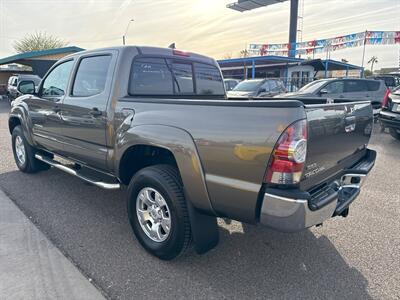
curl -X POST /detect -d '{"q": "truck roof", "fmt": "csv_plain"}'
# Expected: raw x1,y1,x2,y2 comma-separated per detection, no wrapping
63,45,217,66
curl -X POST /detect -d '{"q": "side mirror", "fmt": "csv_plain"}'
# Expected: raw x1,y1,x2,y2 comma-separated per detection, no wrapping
258,88,267,95
17,80,35,95
319,88,328,95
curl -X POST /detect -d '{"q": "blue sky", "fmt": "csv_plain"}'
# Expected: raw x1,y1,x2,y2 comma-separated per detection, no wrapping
0,0,399,69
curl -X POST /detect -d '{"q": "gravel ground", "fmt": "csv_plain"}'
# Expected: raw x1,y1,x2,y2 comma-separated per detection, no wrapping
0,99,399,299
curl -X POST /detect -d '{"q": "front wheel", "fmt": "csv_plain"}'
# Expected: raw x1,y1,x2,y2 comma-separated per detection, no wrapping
12,125,49,173
389,128,400,140
127,165,192,260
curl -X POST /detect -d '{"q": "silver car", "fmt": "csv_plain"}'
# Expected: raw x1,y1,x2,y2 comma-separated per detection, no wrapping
277,78,388,116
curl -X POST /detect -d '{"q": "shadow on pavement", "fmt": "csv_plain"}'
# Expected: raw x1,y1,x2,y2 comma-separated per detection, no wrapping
0,167,372,299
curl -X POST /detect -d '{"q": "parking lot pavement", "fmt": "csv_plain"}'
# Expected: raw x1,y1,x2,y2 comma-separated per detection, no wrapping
0,99,399,299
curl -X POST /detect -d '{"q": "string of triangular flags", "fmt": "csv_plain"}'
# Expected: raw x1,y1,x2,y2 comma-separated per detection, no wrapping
248,31,400,56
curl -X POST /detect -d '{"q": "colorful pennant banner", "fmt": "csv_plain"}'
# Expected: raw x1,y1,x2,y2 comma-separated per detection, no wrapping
248,31,400,57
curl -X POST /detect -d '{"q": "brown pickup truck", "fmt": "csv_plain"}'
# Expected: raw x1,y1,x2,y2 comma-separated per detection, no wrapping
9,46,376,260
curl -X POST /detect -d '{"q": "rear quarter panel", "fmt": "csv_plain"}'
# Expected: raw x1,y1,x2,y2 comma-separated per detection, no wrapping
114,99,305,222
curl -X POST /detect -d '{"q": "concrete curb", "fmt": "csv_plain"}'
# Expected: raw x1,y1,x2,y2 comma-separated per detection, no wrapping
0,189,105,300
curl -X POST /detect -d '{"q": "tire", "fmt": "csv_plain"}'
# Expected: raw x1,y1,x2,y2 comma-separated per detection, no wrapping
127,165,192,260
12,125,50,173
389,128,400,140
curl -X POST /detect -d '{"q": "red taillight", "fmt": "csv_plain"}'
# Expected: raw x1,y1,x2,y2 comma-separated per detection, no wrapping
173,49,190,57
382,88,390,108
264,119,307,185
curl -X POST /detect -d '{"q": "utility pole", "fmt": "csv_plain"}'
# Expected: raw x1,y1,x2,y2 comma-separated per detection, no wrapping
360,30,368,77
288,0,299,57
123,19,134,45
296,0,304,58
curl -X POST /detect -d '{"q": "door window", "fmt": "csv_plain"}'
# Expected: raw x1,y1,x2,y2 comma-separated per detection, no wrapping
42,60,74,97
72,55,111,97
325,81,344,94
268,80,280,92
366,80,380,91
344,80,368,92
260,81,270,91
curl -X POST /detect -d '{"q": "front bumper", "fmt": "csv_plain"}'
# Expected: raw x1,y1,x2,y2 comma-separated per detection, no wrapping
260,149,376,232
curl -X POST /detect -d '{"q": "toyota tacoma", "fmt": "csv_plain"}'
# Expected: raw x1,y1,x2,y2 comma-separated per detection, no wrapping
9,46,376,260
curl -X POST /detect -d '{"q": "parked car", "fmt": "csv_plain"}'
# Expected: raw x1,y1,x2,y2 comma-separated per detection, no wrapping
379,86,400,140
10,46,376,260
369,75,399,90
224,78,240,91
277,78,388,117
227,78,286,99
7,74,41,101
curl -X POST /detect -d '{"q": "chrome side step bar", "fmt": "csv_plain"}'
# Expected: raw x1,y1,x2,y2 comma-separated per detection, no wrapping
35,154,121,190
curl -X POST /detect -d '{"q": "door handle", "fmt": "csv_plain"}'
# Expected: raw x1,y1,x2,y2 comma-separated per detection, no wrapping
89,107,102,117
345,116,356,126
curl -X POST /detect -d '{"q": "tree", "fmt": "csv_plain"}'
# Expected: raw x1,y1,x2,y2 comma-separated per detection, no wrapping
367,56,378,74
239,49,249,58
364,69,372,77
13,32,67,53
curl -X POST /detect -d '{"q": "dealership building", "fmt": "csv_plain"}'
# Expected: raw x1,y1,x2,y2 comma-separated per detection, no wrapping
217,56,363,91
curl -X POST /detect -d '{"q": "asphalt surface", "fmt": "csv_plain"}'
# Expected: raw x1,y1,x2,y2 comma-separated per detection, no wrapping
0,99,399,299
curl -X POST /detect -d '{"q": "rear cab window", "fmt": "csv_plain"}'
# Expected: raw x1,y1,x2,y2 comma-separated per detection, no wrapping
193,63,224,96
129,57,224,97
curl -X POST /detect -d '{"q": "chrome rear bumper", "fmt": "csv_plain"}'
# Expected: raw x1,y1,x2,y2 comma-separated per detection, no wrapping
260,192,337,232
260,160,374,232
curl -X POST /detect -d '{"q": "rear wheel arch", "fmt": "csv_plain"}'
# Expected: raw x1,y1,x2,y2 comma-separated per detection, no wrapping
118,144,180,185
115,125,215,214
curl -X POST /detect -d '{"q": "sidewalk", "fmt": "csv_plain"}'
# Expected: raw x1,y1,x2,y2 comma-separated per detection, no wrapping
0,189,105,300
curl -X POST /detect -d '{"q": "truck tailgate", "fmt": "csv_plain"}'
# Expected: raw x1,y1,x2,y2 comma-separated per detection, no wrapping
300,101,373,190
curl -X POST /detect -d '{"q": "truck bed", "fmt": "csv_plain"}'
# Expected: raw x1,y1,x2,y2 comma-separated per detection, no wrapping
118,96,373,222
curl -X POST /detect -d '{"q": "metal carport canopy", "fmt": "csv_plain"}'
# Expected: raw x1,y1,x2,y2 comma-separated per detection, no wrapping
217,55,303,69
0,46,84,77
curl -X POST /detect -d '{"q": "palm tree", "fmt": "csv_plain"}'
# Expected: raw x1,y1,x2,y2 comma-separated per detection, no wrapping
368,56,378,73
239,49,249,58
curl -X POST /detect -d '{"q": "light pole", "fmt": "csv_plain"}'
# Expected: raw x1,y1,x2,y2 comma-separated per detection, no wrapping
122,19,134,45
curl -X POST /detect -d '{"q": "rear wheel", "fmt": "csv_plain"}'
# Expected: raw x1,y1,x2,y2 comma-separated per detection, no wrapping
12,126,50,173
389,128,400,140
127,165,191,260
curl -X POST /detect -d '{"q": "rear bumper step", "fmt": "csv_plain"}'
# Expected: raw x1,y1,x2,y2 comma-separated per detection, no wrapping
35,154,121,190
259,149,376,232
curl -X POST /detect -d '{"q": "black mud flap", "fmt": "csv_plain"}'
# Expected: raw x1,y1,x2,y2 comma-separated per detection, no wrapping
186,201,219,254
